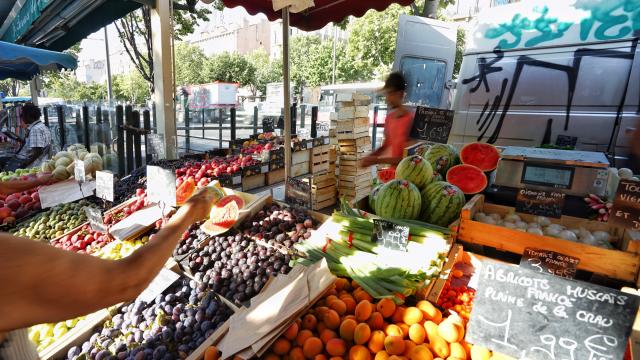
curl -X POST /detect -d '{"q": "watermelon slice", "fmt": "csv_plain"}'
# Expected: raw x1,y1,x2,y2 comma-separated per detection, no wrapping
446,164,488,194
200,195,243,235
459,142,500,172
176,178,196,205
377,168,396,183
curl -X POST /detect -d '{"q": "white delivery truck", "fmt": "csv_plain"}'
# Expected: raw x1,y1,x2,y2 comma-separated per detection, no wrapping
393,0,640,167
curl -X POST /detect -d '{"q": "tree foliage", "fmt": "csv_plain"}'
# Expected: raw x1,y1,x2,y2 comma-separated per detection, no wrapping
175,42,209,86
246,49,281,96
113,71,151,104
44,71,107,102
205,52,256,87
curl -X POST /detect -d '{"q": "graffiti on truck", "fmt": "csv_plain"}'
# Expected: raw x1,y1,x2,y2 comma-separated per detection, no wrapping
463,39,638,144
484,1,640,50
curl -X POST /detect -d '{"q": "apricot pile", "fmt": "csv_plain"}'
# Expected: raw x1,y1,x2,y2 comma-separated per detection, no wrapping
262,278,498,360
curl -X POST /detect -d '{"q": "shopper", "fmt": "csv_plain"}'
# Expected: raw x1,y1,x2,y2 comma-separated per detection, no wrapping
10,103,52,170
361,72,413,168
0,187,219,358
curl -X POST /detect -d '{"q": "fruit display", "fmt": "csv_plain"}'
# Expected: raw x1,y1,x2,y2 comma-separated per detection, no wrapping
42,144,104,180
0,187,42,225
473,212,614,248
425,143,459,176
93,233,155,260
395,155,434,190
446,164,488,195
173,222,209,259
374,179,422,220
420,181,466,227
239,140,274,155
584,193,612,222
29,316,87,353
12,200,95,241
0,167,39,181
186,203,317,305
175,155,258,187
294,201,451,300
459,142,500,172
264,277,476,360
65,277,232,360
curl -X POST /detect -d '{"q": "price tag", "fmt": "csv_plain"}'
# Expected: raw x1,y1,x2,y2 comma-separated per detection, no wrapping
466,260,640,360
38,180,84,209
609,179,640,230
262,116,276,133
147,133,166,159
232,174,241,185
136,268,180,303
323,136,330,145
95,171,114,202
515,188,565,218
372,219,409,252
410,106,454,143
261,164,269,174
74,160,85,183
84,206,106,233
285,176,311,209
146,165,176,206
519,247,579,279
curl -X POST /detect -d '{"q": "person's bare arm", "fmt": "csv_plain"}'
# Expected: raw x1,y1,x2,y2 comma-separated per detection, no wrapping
0,174,52,195
0,188,216,331
18,147,44,169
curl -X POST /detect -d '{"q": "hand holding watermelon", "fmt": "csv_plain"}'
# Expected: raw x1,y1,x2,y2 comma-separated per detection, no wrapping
180,186,225,222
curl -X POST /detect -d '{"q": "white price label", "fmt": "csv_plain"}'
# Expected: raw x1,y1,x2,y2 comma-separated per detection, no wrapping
261,164,269,174
95,171,114,202
84,207,106,233
232,175,241,185
74,160,85,183
147,165,176,206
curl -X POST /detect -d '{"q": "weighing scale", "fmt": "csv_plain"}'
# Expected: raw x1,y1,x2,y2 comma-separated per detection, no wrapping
487,147,611,218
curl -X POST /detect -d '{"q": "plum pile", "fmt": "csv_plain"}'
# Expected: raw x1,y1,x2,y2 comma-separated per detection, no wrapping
186,204,317,305
65,277,231,360
173,222,208,259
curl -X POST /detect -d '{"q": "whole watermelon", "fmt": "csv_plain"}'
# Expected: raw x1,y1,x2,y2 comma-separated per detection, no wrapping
369,183,383,213
375,179,421,220
420,181,465,227
396,155,434,190
425,144,458,175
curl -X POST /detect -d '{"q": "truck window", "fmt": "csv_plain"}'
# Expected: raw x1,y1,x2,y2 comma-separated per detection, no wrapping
400,56,447,107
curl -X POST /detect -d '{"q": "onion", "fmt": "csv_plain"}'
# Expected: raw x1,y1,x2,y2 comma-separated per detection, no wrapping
528,222,541,229
535,216,552,227
546,223,564,232
544,227,561,237
480,217,497,225
474,212,487,221
489,213,502,222
527,227,544,236
592,231,610,243
515,221,528,230
559,230,578,241
504,213,521,222
568,229,580,237
618,168,634,179
503,222,517,229
580,232,597,246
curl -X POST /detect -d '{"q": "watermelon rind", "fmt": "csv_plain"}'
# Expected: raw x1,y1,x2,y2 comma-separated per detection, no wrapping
395,155,434,190
446,164,488,194
374,179,422,220
425,144,458,175
420,181,465,227
369,183,383,212
459,142,499,172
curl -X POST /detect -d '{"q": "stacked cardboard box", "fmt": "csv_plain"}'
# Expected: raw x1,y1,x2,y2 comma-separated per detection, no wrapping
334,93,373,203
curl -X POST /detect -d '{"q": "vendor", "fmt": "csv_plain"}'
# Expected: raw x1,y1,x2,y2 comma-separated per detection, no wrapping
13,103,52,170
361,72,413,168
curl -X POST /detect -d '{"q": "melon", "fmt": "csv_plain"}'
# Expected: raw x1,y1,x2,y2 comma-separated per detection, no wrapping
395,155,434,190
446,164,488,194
83,153,103,175
425,144,458,176
369,183,383,212
176,178,197,205
41,160,55,173
374,179,422,220
201,196,241,235
53,151,72,161
420,181,465,227
55,157,73,168
52,166,69,181
459,142,500,172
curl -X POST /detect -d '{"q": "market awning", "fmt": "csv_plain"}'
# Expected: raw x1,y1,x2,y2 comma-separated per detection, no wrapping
0,40,77,80
222,0,414,31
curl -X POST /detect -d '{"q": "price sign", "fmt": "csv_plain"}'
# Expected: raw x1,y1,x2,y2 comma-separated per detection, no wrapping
74,160,85,183
515,188,565,218
372,219,409,252
316,119,330,137
232,174,241,185
520,247,580,279
136,268,180,303
95,171,114,202
285,176,311,209
84,206,106,233
466,260,639,360
261,163,269,174
410,106,454,144
262,116,277,133
146,165,176,207
556,135,578,148
39,180,85,208
147,133,166,159
609,179,640,230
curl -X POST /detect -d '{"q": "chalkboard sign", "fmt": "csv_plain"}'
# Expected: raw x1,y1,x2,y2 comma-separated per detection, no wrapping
74,160,85,183
372,219,409,252
147,134,166,160
515,188,565,218
285,176,312,209
95,171,114,202
609,179,640,230
520,247,579,279
262,116,277,133
84,206,106,233
147,165,177,207
316,119,330,137
466,260,639,360
556,135,578,148
410,106,454,144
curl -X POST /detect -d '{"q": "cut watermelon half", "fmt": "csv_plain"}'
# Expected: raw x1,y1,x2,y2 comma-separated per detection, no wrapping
460,142,500,172
377,168,396,183
446,164,488,194
201,195,243,235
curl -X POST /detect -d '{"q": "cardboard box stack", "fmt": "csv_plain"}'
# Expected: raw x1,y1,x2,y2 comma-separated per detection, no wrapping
333,93,372,203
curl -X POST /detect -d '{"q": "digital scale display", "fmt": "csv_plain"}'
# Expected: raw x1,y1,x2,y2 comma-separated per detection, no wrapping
521,164,574,189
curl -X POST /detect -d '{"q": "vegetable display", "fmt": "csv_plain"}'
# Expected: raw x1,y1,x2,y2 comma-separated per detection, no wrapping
420,181,466,227
29,316,87,353
13,200,94,241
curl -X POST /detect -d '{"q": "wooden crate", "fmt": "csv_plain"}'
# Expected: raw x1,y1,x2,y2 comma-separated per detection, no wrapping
311,145,330,173
459,194,640,284
291,161,310,177
307,172,336,190
338,137,372,155
242,173,266,191
266,168,285,185
336,117,368,132
339,164,371,176
329,147,337,162
339,185,371,203
337,129,369,140
292,149,310,165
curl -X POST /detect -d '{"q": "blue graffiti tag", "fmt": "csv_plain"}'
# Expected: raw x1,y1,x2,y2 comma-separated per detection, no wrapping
578,0,640,40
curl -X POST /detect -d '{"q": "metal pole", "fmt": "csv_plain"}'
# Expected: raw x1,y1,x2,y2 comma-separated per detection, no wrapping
230,107,236,141
143,109,152,163
311,106,318,138
253,106,258,135
125,105,134,174
218,109,223,149
291,103,297,136
43,107,49,127
104,27,113,105
184,106,190,152
283,7,292,180
56,105,66,148
115,105,125,176
82,105,90,150
331,24,337,84
372,105,379,149
133,110,142,168
300,104,306,129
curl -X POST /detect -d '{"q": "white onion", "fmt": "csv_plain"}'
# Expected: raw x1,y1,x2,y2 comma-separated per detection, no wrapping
546,223,564,232
528,222,541,228
559,230,578,242
503,222,517,229
569,229,580,237
474,212,487,221
544,227,561,237
527,227,544,236
504,213,521,222
535,216,552,227
592,231,611,243
480,217,497,225
580,232,597,246
515,221,528,229
618,168,634,179
489,213,502,222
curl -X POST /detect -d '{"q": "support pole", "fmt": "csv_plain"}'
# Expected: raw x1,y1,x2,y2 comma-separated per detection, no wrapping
143,109,152,163
29,78,38,106
82,105,90,150
282,7,292,180
104,27,113,106
115,105,125,176
133,110,142,168
151,0,177,159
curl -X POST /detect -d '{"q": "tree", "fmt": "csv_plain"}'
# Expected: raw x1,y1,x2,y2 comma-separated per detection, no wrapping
453,27,466,79
114,2,214,93
113,71,151,104
0,79,26,97
43,71,107,102
246,49,282,96
174,42,208,86
205,52,256,87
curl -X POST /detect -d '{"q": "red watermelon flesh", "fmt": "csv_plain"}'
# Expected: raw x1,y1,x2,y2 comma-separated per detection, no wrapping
460,142,500,171
446,164,488,194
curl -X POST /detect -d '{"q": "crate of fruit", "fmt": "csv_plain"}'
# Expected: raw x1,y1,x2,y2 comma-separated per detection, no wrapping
458,194,640,284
